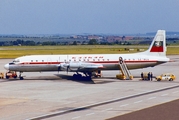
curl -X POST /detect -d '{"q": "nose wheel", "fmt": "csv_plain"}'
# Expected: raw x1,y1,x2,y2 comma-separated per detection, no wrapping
19,72,24,80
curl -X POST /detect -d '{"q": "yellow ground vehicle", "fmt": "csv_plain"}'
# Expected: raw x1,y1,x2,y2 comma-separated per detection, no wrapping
155,73,176,81
0,72,4,79
116,74,133,80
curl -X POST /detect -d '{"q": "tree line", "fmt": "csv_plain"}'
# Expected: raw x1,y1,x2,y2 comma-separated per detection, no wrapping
0,39,133,46
0,38,178,46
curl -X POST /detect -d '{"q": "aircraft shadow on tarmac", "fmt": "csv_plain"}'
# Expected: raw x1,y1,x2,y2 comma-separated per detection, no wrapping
1,75,115,84
54,74,96,84
54,74,117,84
4,74,95,84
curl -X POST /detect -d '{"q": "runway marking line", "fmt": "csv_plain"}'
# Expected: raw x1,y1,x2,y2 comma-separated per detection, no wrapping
147,97,156,100
86,113,95,116
72,116,81,119
172,91,179,94
134,100,143,104
120,104,129,107
101,108,113,112
161,94,168,96
105,108,113,111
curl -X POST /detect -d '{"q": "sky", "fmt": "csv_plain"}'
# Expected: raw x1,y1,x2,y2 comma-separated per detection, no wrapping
0,0,179,34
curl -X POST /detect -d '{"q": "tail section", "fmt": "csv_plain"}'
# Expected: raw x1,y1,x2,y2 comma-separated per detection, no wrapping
143,30,166,56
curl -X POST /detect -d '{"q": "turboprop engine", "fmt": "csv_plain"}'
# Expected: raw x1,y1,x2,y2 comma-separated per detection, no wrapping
59,62,96,72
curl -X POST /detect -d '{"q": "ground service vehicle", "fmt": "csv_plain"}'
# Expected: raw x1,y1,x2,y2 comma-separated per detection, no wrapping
155,73,176,81
0,72,4,79
6,71,18,79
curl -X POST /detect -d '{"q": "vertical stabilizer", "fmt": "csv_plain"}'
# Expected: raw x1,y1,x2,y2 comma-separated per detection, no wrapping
144,30,166,56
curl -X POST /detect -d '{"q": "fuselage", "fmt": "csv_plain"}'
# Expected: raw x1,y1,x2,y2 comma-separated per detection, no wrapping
4,53,169,72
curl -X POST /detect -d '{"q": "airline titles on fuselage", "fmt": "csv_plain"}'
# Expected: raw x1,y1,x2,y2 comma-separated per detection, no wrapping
65,56,150,62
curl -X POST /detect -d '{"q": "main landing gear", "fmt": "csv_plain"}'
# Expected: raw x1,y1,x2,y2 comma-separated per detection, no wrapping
72,70,102,80
72,72,92,80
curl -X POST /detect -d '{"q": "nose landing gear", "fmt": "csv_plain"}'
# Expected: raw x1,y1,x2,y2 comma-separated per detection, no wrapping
19,72,24,80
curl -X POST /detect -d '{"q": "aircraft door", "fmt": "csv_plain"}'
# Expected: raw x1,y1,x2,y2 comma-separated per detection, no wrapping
66,55,69,63
47,57,52,64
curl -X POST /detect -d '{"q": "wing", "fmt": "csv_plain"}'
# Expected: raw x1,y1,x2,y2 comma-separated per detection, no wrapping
60,62,104,72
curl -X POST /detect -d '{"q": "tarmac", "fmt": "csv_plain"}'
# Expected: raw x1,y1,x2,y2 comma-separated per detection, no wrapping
0,55,179,120
109,98,179,120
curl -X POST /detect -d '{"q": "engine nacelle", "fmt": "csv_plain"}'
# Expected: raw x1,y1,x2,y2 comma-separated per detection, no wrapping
59,62,83,72
59,62,102,72
59,62,100,72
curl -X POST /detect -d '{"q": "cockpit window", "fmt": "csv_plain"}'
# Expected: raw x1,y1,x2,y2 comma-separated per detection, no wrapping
13,59,20,63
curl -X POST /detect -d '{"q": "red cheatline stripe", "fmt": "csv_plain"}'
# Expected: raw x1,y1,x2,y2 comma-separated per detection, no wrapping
19,60,157,65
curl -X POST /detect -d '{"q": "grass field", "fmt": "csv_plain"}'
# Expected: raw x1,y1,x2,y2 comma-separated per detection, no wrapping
0,45,179,58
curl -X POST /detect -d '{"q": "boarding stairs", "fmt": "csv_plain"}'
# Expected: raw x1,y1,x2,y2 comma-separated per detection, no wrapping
118,57,132,80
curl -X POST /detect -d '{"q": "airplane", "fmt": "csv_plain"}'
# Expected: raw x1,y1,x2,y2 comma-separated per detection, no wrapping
4,30,169,80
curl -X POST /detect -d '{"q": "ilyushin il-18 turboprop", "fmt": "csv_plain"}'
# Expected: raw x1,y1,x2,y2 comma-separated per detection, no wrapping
4,30,169,80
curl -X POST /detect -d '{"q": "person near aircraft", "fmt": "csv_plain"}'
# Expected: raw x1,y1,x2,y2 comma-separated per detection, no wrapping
150,72,153,81
148,72,151,81
141,72,144,80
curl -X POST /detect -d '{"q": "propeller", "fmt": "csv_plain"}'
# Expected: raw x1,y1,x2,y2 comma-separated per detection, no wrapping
58,66,60,73
67,65,70,74
57,64,61,73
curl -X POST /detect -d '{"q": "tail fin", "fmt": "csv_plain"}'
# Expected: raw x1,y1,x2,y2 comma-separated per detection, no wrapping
144,30,166,56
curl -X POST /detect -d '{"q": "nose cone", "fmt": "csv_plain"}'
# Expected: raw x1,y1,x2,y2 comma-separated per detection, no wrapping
4,64,9,70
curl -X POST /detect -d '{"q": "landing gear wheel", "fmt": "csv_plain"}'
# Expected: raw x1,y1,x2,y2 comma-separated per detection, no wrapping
77,74,82,78
73,74,82,79
73,74,77,79
6,76,9,79
19,72,24,80
14,75,17,79
20,77,24,80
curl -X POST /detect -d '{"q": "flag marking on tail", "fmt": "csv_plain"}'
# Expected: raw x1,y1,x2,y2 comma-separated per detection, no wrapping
150,41,163,52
